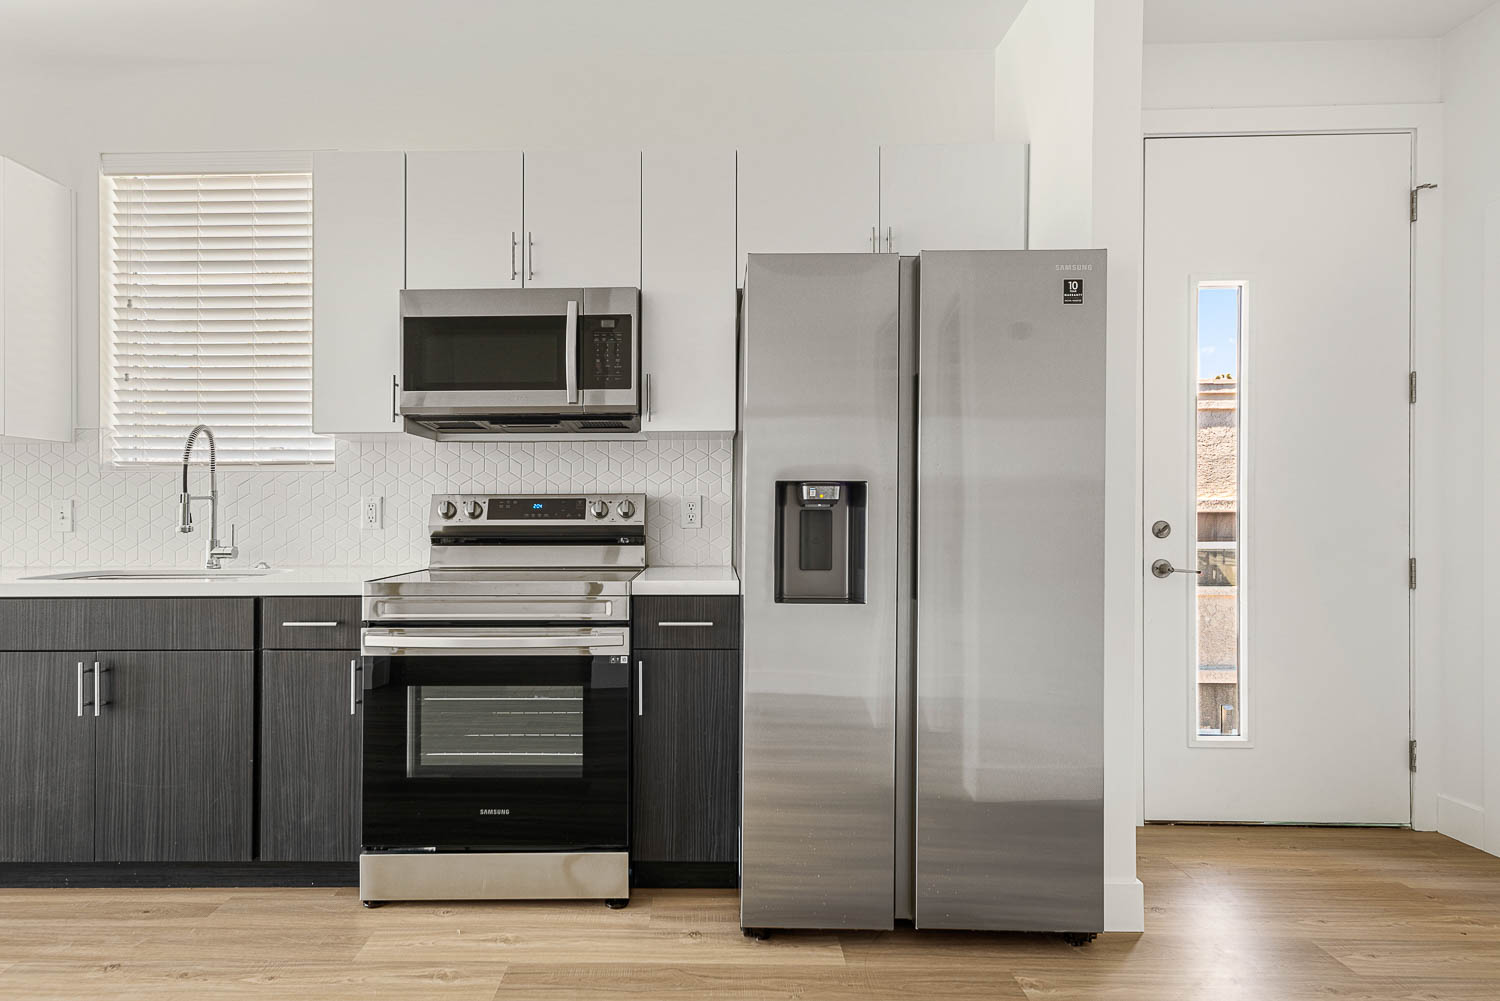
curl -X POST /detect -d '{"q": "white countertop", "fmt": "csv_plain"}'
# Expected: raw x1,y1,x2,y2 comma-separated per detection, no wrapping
0,564,739,598
633,566,740,596
0,566,417,598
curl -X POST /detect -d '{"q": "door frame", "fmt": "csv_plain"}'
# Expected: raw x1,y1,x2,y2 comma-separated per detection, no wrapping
1139,104,1444,833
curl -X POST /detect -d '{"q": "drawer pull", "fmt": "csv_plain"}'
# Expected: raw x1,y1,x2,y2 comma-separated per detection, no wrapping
283,621,340,628
658,621,714,628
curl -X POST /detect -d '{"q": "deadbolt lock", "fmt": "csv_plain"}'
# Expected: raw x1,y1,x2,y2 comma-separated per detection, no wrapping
1151,520,1171,539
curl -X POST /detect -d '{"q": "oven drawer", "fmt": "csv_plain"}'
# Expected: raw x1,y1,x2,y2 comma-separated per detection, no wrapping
261,597,361,649
632,597,741,649
363,594,627,623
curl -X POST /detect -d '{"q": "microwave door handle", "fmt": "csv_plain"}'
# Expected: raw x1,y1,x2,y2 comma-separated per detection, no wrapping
565,299,580,404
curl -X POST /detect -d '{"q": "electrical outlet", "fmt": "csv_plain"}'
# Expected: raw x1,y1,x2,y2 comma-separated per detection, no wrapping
361,495,383,531
55,499,74,534
681,495,702,530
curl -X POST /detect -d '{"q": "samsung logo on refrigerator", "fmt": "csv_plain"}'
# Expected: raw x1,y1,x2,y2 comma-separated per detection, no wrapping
479,808,511,816
1055,264,1094,271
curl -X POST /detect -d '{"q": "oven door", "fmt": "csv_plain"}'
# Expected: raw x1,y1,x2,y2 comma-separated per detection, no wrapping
400,288,585,414
361,626,629,852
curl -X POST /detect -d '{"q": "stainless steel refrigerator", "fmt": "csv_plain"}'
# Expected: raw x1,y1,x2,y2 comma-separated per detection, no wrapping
735,250,1105,935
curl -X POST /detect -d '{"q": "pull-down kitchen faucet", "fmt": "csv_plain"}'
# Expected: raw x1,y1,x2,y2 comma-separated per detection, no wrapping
178,424,238,569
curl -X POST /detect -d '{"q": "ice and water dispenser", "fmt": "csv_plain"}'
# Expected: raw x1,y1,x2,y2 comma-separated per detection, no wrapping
775,481,866,604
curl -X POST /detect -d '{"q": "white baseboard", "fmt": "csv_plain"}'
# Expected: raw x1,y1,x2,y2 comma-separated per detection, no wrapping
1437,794,1486,851
1104,877,1144,933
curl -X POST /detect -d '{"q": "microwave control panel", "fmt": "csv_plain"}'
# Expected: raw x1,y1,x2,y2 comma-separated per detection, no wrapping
580,315,633,390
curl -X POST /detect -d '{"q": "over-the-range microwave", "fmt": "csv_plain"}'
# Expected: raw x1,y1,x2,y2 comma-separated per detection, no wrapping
399,287,640,440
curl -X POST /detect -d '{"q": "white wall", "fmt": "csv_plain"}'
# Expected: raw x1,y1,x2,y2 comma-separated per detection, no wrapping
994,0,1095,247
1144,39,1442,110
0,49,999,428
1443,1,1500,853
1093,0,1146,935
995,0,1146,932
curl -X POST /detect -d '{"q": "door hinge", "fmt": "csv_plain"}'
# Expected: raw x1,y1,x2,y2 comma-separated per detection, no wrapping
1410,739,1418,773
1409,557,1418,590
1409,371,1417,405
1411,183,1437,223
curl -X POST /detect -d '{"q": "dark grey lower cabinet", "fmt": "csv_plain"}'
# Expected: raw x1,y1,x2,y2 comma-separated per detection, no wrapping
93,651,254,862
632,650,739,863
260,650,362,861
0,653,95,862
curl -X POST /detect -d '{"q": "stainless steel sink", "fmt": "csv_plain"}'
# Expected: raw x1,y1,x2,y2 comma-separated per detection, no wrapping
22,568,286,582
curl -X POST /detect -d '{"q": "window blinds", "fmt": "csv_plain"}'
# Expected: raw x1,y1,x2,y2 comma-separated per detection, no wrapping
105,172,332,465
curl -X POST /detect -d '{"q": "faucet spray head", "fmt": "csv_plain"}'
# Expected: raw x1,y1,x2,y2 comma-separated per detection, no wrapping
178,493,194,533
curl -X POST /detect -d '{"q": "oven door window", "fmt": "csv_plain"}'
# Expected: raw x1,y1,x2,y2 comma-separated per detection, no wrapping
403,315,568,392
409,684,584,779
362,654,628,852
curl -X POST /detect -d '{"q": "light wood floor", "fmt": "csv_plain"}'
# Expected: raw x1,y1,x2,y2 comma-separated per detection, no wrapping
1,827,1499,999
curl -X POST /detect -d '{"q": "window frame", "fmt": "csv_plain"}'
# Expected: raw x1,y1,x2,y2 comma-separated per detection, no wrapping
1187,277,1254,749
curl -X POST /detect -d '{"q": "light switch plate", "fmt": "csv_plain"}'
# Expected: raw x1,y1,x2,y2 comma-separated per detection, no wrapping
361,495,383,531
55,499,74,534
681,495,702,530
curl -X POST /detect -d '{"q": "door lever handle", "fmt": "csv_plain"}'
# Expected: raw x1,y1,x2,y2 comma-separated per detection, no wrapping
1151,559,1202,579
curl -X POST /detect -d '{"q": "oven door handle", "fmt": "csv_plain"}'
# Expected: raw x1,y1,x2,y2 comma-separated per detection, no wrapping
361,630,626,656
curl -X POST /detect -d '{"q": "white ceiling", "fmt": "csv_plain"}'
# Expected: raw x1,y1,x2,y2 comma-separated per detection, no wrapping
3,0,1489,75
0,0,1027,73
1145,0,1494,43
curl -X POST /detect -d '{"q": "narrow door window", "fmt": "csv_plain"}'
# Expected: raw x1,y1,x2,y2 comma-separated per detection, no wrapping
1195,282,1247,740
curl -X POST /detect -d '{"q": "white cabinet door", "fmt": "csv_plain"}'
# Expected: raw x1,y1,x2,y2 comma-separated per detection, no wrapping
1,158,73,442
312,151,405,435
406,151,523,289
879,143,1028,254
736,144,879,283
640,147,737,432
523,150,640,289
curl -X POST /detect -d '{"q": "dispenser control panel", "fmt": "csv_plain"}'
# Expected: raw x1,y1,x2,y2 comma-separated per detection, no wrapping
799,484,842,505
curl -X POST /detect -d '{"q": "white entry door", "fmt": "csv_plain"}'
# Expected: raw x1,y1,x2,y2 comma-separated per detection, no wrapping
1143,133,1412,823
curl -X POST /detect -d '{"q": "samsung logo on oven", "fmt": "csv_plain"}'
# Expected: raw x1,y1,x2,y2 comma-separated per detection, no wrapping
1055,264,1094,271
479,808,511,816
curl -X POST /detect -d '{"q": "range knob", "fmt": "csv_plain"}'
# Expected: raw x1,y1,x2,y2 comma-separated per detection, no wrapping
616,499,636,519
590,499,610,519
438,500,458,520
464,500,484,519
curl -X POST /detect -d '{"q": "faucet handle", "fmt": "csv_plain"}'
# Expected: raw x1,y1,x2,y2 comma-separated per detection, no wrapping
212,524,239,560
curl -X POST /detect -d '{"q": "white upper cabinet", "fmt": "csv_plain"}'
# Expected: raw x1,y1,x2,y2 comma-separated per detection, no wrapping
0,157,73,442
879,143,1028,254
736,144,880,283
406,151,523,289
312,151,405,435
640,147,737,432
523,150,641,289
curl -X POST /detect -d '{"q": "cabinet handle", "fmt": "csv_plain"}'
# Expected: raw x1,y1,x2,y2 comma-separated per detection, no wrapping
350,659,361,716
527,232,535,281
93,661,107,717
391,375,400,423
510,231,518,282
871,226,878,253
886,226,894,253
76,661,86,717
282,621,339,628
658,621,714,628
637,659,644,717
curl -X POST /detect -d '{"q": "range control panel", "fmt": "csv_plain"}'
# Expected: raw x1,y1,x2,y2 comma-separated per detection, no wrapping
580,315,633,390
430,493,646,528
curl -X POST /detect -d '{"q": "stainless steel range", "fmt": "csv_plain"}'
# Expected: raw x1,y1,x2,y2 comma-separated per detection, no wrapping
358,493,645,908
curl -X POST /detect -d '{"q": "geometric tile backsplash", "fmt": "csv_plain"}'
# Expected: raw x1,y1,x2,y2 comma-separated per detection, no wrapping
0,431,733,571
